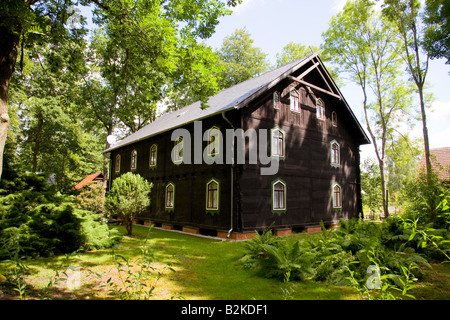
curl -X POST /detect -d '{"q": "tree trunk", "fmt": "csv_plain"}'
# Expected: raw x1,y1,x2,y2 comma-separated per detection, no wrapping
0,26,20,180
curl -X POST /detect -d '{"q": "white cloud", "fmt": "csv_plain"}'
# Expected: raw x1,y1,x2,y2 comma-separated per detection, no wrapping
232,0,259,14
330,0,347,13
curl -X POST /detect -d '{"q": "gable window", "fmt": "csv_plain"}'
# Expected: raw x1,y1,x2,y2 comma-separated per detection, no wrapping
173,137,183,164
165,183,175,209
131,150,137,170
207,127,220,156
272,179,287,213
290,89,300,113
150,144,157,167
273,92,280,109
316,98,325,120
115,154,121,173
332,111,337,127
332,183,342,209
206,178,220,211
271,127,285,158
330,140,340,167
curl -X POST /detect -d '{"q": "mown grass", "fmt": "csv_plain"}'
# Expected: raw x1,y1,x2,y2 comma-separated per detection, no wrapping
0,224,448,300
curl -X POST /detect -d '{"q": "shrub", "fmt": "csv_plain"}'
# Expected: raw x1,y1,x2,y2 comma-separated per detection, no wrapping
0,173,122,259
105,172,152,236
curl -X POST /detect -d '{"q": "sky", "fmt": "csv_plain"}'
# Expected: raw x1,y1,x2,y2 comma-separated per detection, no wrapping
80,0,450,160
204,0,450,161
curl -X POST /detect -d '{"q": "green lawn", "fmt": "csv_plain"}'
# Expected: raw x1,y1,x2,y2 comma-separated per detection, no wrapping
1,224,448,300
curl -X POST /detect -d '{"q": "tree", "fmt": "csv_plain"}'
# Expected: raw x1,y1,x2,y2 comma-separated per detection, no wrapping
422,0,450,64
216,28,270,89
322,0,414,218
105,172,152,236
0,0,242,180
276,42,319,67
382,0,433,190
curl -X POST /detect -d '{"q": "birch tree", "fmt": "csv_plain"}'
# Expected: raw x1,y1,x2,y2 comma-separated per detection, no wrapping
322,0,414,217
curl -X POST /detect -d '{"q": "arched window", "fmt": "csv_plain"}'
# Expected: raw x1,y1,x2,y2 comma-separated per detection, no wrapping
207,127,220,157
332,111,337,127
330,140,340,167
271,128,285,158
173,137,183,164
131,150,137,170
332,183,342,209
149,144,157,167
290,88,300,113
165,183,175,209
272,179,286,213
273,91,280,109
115,154,121,173
206,178,220,211
316,98,325,120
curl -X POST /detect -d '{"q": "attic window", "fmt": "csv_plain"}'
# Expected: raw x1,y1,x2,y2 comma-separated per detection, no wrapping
207,127,220,156
273,92,280,109
150,144,157,167
332,111,337,127
115,155,121,173
173,137,183,164
131,150,137,170
316,98,325,120
290,89,300,113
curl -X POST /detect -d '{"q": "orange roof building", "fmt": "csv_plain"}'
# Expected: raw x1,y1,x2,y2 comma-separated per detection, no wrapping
74,172,104,190
420,147,450,181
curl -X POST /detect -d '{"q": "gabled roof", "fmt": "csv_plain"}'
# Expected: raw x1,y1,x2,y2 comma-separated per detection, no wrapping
74,172,104,190
104,53,369,153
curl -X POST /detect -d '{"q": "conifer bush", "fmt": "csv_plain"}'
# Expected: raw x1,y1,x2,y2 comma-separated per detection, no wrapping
0,173,121,259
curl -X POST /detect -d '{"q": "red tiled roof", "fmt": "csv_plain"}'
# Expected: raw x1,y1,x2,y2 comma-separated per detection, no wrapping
74,172,103,190
420,147,450,180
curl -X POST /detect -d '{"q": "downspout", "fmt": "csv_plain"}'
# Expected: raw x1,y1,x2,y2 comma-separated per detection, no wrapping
222,111,234,238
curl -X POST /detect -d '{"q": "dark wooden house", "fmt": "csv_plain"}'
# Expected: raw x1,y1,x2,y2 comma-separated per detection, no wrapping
104,53,370,239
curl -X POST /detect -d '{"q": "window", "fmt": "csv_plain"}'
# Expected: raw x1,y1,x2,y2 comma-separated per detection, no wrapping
316,98,325,120
173,137,183,163
273,92,280,109
115,155,121,173
131,150,137,170
149,144,157,167
272,179,286,212
206,179,220,211
271,128,285,158
330,140,340,167
207,127,220,156
290,89,300,113
332,111,337,127
165,183,175,209
332,183,342,209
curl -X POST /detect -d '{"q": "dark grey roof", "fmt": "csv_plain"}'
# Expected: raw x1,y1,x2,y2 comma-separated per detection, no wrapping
104,53,316,153
104,52,370,153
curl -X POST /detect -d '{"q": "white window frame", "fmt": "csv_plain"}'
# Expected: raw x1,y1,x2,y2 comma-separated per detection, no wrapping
272,179,287,213
273,91,280,110
330,140,340,167
316,98,325,121
173,137,183,164
332,111,337,127
271,127,285,158
165,183,175,210
149,144,157,168
115,154,121,173
131,150,137,170
332,183,342,209
207,126,220,157
206,178,220,211
290,88,300,113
